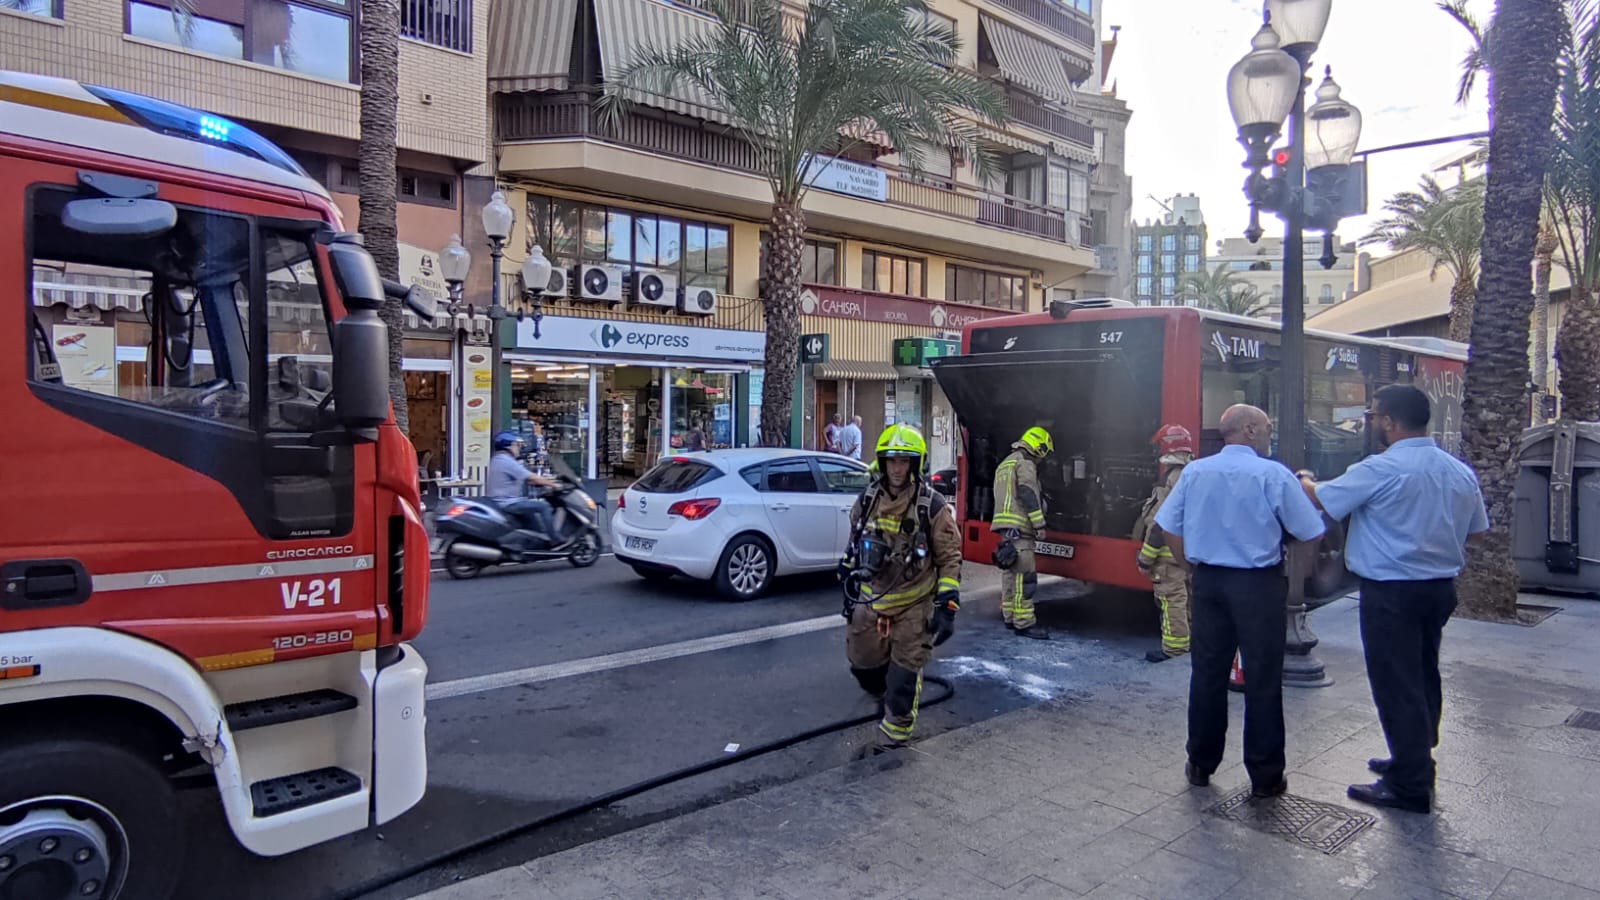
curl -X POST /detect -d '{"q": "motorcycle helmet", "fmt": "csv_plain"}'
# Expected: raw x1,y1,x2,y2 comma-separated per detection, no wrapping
494,431,522,453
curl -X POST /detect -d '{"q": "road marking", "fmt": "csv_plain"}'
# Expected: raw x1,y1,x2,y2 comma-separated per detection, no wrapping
426,614,845,701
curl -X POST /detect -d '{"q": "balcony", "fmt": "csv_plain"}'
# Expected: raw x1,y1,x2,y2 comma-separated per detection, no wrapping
1005,90,1095,149
497,89,1080,245
984,0,1097,57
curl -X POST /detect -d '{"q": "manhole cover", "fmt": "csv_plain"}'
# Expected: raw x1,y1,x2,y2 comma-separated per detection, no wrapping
1209,788,1375,855
1517,603,1561,626
1565,710,1600,731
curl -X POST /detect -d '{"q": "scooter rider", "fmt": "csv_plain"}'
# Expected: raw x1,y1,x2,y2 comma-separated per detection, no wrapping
840,424,963,754
487,431,559,544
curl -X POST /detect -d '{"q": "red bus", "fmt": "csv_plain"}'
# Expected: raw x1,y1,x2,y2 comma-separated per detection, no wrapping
931,301,1467,601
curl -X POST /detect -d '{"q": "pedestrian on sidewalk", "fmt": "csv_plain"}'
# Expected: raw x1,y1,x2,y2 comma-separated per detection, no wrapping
825,413,843,453
1300,384,1487,814
1154,404,1325,798
840,424,962,755
1132,424,1196,663
991,426,1054,640
840,416,864,460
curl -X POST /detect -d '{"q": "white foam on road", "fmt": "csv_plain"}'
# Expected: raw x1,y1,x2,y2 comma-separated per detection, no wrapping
941,656,1061,701
425,614,845,701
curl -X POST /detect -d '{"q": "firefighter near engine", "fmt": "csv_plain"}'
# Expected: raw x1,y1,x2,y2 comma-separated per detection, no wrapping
1133,424,1196,663
990,426,1054,640
2,72,434,899
838,424,963,755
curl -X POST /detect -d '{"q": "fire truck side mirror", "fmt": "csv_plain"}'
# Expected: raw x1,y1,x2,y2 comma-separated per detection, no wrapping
333,308,389,435
60,197,178,237
326,239,386,312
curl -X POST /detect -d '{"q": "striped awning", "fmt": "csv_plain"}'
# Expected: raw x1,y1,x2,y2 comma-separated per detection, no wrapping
975,123,1045,155
489,0,582,93
31,269,149,311
595,0,735,125
1051,139,1098,165
813,359,901,381
980,14,1079,107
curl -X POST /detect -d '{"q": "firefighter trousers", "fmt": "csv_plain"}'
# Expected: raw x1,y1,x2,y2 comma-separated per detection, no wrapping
1000,540,1038,629
846,599,933,745
1151,559,1191,657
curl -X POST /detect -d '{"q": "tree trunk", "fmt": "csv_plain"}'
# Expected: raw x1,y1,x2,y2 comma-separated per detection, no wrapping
1448,274,1476,344
1531,228,1558,422
358,0,408,433
1457,0,1564,622
1556,287,1600,421
759,200,805,447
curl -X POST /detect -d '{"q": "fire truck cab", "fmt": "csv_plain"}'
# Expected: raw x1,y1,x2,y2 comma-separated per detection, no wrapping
1,72,433,899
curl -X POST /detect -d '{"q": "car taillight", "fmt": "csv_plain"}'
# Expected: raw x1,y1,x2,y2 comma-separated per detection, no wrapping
930,473,944,482
444,504,469,517
617,494,626,510
668,498,721,520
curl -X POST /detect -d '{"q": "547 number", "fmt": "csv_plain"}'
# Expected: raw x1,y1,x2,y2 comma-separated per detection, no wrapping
1099,331,1124,344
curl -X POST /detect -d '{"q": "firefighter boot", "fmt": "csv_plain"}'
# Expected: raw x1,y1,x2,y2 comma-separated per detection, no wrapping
878,663,924,747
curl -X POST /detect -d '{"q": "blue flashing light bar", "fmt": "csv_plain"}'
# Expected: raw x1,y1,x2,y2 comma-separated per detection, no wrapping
81,84,310,180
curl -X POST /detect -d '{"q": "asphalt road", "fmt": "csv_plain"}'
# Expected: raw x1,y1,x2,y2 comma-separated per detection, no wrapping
174,557,1162,900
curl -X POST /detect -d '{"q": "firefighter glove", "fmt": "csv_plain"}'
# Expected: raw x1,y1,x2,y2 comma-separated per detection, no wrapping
931,591,959,646
992,538,1018,570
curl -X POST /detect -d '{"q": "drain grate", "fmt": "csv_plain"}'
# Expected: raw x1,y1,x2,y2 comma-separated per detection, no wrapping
1209,787,1375,855
1565,710,1600,731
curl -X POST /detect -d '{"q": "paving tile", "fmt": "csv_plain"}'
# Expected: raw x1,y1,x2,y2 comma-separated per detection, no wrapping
1339,830,1511,900
1107,848,1242,900
1162,818,1372,898
1003,874,1088,898
1491,869,1600,900
1355,873,1471,899
1118,791,1211,844
1097,783,1171,817
1034,828,1166,895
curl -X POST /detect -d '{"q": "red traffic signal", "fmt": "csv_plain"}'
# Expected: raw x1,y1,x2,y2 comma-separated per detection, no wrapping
1272,148,1291,167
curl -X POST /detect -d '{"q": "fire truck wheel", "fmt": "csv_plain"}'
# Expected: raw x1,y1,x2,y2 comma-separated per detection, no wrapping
0,736,182,900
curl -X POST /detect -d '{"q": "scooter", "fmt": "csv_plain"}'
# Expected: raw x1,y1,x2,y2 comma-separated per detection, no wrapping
436,474,603,579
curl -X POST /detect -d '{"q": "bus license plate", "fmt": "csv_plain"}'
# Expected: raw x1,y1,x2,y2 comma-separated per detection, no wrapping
1035,541,1075,559
625,536,656,552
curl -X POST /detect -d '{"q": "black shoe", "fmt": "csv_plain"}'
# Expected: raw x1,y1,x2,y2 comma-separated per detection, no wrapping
1013,625,1051,641
1251,778,1288,800
1348,781,1430,814
1368,757,1391,775
1146,650,1172,663
1185,762,1210,787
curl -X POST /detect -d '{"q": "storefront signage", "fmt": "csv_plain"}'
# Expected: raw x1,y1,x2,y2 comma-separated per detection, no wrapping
52,324,116,396
399,242,448,306
515,315,767,363
893,337,958,368
800,154,887,202
461,347,494,471
800,333,830,364
800,287,1009,330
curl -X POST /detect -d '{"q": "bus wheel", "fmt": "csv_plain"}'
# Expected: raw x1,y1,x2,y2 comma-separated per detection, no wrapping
0,736,183,900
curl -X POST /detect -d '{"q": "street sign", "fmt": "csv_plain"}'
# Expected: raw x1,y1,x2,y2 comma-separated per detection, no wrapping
800,333,830,364
893,337,959,368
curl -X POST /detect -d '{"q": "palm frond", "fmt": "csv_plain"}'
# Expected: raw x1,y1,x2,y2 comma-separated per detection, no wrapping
1361,174,1485,284
1438,0,1488,105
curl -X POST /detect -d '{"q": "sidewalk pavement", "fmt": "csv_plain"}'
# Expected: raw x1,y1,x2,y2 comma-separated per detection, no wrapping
413,587,1600,900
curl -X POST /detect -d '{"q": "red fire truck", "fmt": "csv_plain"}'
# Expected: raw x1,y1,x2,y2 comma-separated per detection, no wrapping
1,72,433,898
931,300,1467,600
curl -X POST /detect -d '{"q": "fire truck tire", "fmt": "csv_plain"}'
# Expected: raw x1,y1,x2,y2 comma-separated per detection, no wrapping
0,736,183,900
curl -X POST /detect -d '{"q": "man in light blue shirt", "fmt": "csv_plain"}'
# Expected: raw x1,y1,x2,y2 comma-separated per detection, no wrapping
1154,404,1325,799
1303,384,1488,815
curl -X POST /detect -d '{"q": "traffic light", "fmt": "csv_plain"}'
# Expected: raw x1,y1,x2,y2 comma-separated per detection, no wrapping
1271,147,1291,177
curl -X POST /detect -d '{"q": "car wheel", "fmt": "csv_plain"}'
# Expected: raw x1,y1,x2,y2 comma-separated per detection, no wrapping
715,535,774,601
568,533,601,568
443,542,486,580
0,736,184,900
632,565,673,583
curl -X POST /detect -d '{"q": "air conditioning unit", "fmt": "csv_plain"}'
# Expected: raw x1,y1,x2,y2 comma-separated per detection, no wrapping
630,270,678,309
576,264,624,304
542,266,571,298
678,286,718,316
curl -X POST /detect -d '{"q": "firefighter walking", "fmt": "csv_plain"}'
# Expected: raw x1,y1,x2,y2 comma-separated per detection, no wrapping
1133,425,1196,663
841,424,963,753
991,427,1053,640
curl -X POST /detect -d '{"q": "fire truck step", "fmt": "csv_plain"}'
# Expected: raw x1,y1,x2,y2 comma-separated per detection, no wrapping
251,766,362,817
226,689,359,732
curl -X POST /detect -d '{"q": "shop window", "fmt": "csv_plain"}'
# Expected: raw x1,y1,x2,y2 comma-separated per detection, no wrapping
945,264,1025,311
861,249,925,297
670,369,733,450
127,0,355,83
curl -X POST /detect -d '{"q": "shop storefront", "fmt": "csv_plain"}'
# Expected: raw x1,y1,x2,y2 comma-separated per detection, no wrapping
506,315,766,486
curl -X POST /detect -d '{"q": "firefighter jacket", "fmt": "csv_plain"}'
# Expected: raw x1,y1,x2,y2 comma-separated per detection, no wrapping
1133,463,1185,573
848,480,963,614
991,449,1045,537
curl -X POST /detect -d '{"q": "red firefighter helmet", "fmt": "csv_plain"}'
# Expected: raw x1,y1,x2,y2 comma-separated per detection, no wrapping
1152,424,1194,456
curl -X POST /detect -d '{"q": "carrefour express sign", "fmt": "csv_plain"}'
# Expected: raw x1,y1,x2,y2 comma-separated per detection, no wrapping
514,315,767,363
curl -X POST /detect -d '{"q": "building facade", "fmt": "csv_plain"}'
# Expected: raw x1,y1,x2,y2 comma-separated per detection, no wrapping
5,0,493,484
1064,23,1134,303
1212,234,1358,320
487,0,1102,475
1131,193,1206,305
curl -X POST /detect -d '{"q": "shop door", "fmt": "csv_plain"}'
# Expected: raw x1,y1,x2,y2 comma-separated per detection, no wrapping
816,379,840,451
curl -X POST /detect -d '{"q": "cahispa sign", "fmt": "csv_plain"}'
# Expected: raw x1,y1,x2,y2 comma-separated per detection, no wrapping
514,315,767,362
800,287,1010,330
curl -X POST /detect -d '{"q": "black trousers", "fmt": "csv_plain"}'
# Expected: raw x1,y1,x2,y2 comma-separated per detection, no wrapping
1359,577,1456,799
1188,564,1288,788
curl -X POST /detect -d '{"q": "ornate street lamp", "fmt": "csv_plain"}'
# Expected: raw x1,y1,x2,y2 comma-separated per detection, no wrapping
480,191,514,432
518,244,553,339
439,233,470,309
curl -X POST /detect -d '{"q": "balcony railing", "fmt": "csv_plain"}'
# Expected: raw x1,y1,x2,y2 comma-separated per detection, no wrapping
1005,91,1095,148
985,0,1097,51
497,90,1081,245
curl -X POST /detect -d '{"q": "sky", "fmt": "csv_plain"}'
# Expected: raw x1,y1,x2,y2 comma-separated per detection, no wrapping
1108,0,1492,251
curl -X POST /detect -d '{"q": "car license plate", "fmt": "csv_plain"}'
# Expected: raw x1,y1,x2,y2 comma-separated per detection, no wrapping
625,536,656,552
1035,541,1075,559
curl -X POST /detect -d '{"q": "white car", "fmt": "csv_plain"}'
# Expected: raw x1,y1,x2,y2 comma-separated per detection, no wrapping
613,449,873,599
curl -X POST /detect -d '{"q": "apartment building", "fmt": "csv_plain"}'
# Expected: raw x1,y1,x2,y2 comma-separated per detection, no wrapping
1131,193,1206,306
487,0,1103,473
5,0,492,478
1211,234,1358,320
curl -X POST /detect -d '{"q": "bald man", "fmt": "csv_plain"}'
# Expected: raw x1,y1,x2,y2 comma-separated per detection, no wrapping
1154,404,1326,799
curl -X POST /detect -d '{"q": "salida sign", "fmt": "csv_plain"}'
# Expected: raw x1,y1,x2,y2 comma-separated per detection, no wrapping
800,287,1008,329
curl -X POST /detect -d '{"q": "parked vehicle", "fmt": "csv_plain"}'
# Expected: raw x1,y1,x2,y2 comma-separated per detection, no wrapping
614,449,872,599
436,465,603,577
929,467,959,498
2,71,433,896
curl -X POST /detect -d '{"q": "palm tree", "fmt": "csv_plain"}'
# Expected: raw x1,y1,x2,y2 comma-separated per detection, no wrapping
1456,0,1566,622
600,0,1006,446
1361,176,1484,343
1179,264,1266,317
1548,0,1600,420
358,0,407,431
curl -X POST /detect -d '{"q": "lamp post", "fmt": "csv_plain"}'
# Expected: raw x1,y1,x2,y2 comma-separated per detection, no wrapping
440,233,470,308
518,244,553,340
1228,0,1362,688
480,191,515,434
